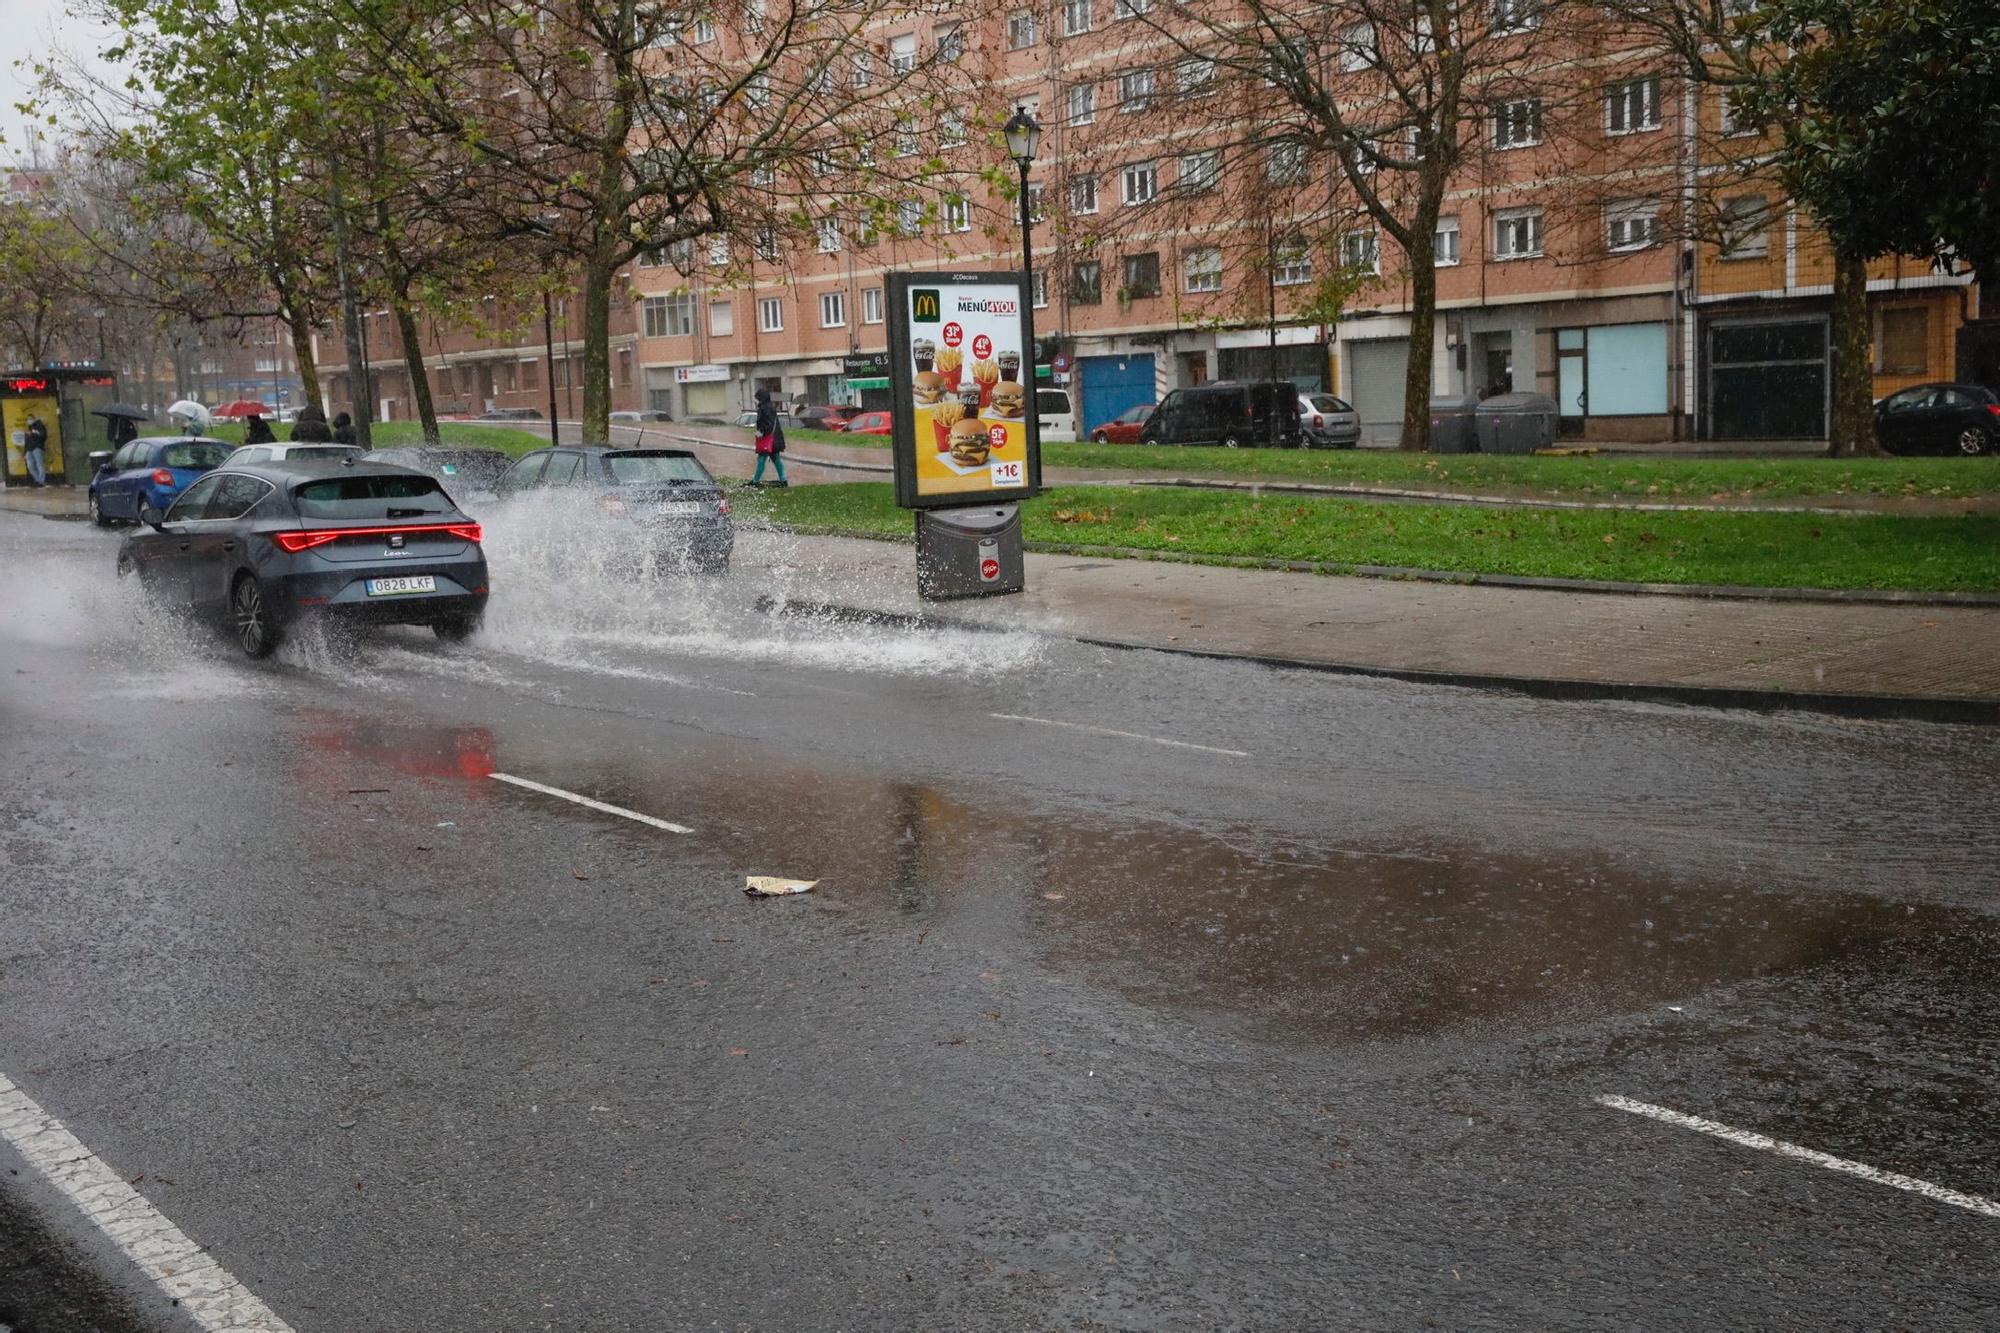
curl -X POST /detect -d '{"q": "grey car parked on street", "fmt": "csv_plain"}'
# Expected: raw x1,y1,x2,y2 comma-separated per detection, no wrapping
490,446,735,573
116,460,489,657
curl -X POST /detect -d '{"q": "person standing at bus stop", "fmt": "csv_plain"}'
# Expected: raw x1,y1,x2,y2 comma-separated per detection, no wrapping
21,413,49,487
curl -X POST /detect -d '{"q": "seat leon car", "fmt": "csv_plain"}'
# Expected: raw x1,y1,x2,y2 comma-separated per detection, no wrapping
117,461,489,657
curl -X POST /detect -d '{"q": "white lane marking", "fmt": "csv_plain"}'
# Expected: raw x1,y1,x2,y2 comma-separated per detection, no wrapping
1596,1094,2000,1219
987,713,1250,758
489,771,693,833
0,1073,294,1331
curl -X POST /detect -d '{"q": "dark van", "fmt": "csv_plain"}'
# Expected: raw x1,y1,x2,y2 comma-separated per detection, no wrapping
1137,380,1303,448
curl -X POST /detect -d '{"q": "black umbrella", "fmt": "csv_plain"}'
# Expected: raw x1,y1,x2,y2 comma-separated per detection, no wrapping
91,404,151,421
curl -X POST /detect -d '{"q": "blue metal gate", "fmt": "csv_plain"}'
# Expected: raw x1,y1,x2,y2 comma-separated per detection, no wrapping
1078,354,1155,435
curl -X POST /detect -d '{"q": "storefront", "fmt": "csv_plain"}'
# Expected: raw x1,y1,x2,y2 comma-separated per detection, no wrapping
3,365,119,486
843,351,892,411
673,363,732,419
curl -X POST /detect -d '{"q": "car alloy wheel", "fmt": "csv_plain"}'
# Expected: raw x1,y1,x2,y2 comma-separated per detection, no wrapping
115,551,136,580
1220,433,1243,448
89,491,107,526
1958,427,1990,456
232,575,277,658
1093,431,1109,443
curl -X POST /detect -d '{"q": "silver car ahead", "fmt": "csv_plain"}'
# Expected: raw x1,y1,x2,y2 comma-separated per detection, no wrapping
1298,393,1361,449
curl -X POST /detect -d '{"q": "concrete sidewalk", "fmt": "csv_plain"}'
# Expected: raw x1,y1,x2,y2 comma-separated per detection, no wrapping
0,485,86,518
772,534,2000,720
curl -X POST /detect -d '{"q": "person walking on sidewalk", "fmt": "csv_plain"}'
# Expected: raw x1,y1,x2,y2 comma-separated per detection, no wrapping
21,413,49,487
749,388,788,487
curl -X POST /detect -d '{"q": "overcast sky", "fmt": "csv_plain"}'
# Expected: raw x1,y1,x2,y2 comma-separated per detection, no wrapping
3,0,124,166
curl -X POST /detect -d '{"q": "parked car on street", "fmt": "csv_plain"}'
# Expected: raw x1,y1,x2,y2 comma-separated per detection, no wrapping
1036,388,1077,443
115,460,489,656
88,437,234,526
1138,381,1303,448
478,407,545,422
230,443,365,466
1298,393,1361,449
1089,403,1155,444
490,446,734,573
795,404,862,430
842,411,893,436
368,446,513,494
609,409,674,425
732,409,806,434
1873,383,2000,456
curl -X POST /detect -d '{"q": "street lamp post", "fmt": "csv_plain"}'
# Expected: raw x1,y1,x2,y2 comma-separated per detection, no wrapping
542,291,561,447
1003,105,1041,433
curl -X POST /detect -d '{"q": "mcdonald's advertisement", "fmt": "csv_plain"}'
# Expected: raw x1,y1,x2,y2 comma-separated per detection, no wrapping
888,271,1042,509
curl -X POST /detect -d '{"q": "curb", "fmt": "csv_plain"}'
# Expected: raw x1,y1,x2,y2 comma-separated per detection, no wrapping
751,594,1999,726
659,432,892,474
1116,476,1982,518
759,523,2000,608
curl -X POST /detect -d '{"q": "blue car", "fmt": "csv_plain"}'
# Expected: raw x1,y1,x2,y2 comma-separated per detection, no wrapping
89,437,233,526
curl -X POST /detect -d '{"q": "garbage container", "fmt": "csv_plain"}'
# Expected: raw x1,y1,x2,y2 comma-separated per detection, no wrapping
1474,392,1559,454
1428,394,1482,454
916,503,1024,600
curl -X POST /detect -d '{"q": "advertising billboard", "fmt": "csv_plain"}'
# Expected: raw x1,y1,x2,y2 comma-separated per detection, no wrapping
887,271,1042,510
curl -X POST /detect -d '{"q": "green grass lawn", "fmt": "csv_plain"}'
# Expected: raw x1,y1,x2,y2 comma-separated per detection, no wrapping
752,482,2000,593
143,420,549,453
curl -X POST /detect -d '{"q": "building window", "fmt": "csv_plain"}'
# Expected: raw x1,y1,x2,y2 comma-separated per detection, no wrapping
1184,246,1223,293
936,22,963,62
1338,22,1375,73
1605,201,1661,252
1267,140,1308,184
1070,260,1102,304
1605,77,1661,135
759,297,785,332
943,195,972,232
641,295,668,338
1114,0,1152,17
755,228,779,261
940,110,968,147
1177,56,1216,96
1122,252,1161,298
1120,68,1154,112
817,218,841,253
1340,230,1380,274
1064,0,1092,36
820,291,847,328
669,293,696,335
708,235,729,266
863,287,884,324
1180,149,1220,192
1121,161,1157,206
694,16,716,43
1026,181,1046,221
1720,194,1769,258
746,73,771,109
1069,174,1098,214
745,0,763,33
895,115,919,157
710,299,734,336
1493,99,1543,149
1032,269,1048,307
1273,241,1313,286
850,51,874,87
1435,215,1461,266
898,199,923,234
1492,0,1541,33
1877,307,1929,376
888,33,916,74
1720,88,1755,137
1008,10,1038,48
1067,83,1096,125
1492,207,1544,259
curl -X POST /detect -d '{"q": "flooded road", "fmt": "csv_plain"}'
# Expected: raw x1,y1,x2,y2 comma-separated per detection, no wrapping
2,506,1997,1330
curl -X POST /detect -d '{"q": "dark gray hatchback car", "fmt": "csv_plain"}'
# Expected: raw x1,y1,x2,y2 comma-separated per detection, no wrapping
117,460,490,657
491,446,734,572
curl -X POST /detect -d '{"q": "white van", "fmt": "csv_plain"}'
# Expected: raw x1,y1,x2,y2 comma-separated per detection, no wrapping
1036,387,1077,443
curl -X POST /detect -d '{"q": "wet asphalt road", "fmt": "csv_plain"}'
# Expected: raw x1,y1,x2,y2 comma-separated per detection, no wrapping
2,506,1998,1330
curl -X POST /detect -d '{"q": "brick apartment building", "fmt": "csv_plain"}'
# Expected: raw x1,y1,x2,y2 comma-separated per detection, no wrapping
317,3,1979,443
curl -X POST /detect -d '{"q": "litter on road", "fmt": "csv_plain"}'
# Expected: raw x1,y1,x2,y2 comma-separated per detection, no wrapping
745,876,817,897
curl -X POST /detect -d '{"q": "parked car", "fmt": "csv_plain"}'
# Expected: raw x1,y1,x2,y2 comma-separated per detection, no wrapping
88,437,233,526
478,407,545,422
1089,403,1154,444
490,446,734,573
1036,388,1078,443
368,446,513,493
115,460,489,656
732,409,806,434
1873,383,2000,456
609,409,674,425
795,404,862,430
1298,393,1361,449
1138,381,1303,448
842,411,893,436
230,443,365,466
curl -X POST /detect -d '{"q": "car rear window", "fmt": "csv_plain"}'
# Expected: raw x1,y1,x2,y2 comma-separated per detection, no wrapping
161,443,232,469
1307,395,1351,413
295,474,453,518
606,453,712,485
1037,390,1071,414
289,446,363,462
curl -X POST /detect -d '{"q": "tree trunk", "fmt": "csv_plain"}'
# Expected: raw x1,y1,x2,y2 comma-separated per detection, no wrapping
1399,219,1439,451
1827,250,1876,457
581,246,614,443
285,307,322,412
394,300,440,445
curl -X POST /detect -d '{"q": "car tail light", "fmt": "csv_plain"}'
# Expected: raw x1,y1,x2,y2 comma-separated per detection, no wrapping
597,495,629,517
1313,414,1323,428
151,469,175,486
1987,403,2000,419
272,521,481,554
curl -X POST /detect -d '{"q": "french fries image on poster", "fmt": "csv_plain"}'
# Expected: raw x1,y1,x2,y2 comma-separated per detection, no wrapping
907,283,1029,496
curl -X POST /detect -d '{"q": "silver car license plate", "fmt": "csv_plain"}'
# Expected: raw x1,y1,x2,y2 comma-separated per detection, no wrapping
366,575,436,596
659,501,702,517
